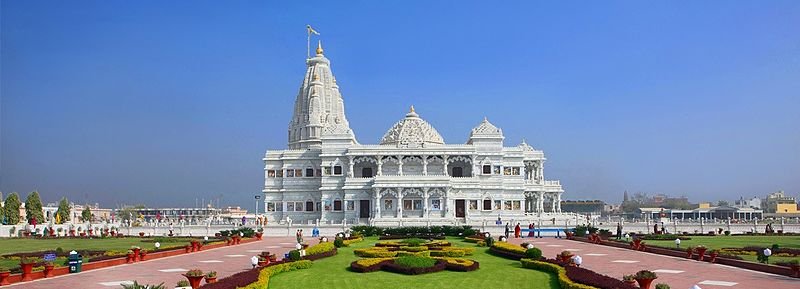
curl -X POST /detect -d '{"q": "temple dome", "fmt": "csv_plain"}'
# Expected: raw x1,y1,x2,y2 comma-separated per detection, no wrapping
380,106,445,147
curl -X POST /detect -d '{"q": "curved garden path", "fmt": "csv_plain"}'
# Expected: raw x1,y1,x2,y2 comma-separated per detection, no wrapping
507,237,799,289
5,236,306,289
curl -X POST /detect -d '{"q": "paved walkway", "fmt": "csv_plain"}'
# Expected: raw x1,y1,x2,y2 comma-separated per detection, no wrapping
7,236,308,289
508,237,799,289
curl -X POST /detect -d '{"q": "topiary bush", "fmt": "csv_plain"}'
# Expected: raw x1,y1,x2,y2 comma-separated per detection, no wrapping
525,247,543,259
334,238,345,248
394,255,437,268
288,250,301,261
484,236,495,247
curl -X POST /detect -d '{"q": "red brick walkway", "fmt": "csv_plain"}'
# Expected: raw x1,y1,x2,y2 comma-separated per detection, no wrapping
508,237,799,289
6,236,308,289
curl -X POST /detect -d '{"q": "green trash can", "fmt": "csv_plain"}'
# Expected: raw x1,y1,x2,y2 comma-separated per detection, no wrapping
68,251,83,273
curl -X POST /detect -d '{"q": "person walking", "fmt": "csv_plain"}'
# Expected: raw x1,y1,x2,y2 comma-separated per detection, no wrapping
504,223,510,238
514,223,521,238
527,223,534,238
295,229,301,243
616,223,623,240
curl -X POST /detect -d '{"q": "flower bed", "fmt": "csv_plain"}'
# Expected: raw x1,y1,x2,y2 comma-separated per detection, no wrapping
520,258,598,289
488,242,526,259
350,258,394,272
200,260,312,289
383,258,447,275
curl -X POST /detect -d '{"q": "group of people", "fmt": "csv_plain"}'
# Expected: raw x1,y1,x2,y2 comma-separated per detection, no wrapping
295,229,304,244
504,222,538,238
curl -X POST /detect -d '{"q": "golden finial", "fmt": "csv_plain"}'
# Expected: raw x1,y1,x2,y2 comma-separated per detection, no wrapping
410,105,415,113
316,40,324,55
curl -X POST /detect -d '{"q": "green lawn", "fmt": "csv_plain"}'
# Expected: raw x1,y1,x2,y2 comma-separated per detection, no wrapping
269,237,559,289
0,237,191,270
0,237,189,255
641,235,800,264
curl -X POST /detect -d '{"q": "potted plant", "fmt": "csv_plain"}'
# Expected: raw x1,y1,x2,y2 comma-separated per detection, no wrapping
634,270,658,289
633,238,643,250
131,246,141,262
225,236,232,246
20,257,38,281
126,249,136,263
69,225,76,237
204,271,217,284
655,284,671,289
140,249,148,261
558,250,574,263
175,280,191,289
87,227,94,236
257,256,269,267
695,245,707,261
182,269,204,289
708,249,719,263
686,247,693,259
78,227,85,237
0,266,10,285
622,274,636,286
255,228,263,240
43,261,56,277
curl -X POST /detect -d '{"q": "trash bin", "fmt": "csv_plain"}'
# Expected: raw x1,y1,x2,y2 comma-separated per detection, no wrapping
68,251,83,273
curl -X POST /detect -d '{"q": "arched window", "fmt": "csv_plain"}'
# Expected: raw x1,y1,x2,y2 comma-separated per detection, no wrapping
483,198,492,211
483,165,491,174
305,201,314,212
452,167,463,177
362,167,373,178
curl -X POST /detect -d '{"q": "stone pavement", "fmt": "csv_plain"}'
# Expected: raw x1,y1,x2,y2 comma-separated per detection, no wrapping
6,236,307,289
507,237,799,289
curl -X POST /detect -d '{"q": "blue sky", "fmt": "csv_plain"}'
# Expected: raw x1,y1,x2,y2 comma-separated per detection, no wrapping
1,1,798,209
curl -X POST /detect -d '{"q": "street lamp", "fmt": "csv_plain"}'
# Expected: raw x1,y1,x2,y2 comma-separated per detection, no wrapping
572,255,582,267
675,238,681,248
254,195,261,217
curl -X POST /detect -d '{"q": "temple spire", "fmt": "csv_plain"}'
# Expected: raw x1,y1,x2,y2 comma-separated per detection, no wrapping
316,40,324,55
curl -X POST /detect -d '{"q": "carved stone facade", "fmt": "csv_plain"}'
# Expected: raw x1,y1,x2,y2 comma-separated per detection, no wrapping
263,46,565,226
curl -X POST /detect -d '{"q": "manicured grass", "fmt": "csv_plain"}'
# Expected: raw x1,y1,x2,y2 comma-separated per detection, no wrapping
269,237,559,289
641,235,800,264
0,237,188,255
642,235,800,250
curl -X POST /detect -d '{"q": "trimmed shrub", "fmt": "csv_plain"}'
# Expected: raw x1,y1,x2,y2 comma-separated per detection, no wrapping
334,238,345,248
306,242,335,256
288,250,301,261
520,259,597,289
525,247,543,259
394,255,437,268
233,260,313,289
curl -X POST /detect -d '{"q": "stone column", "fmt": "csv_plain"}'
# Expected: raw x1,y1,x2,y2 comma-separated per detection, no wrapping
397,188,403,218
471,155,477,177
423,188,429,218
538,192,545,213
398,158,404,176
443,155,449,176
377,158,383,176
422,155,428,176
556,193,562,213
348,156,355,178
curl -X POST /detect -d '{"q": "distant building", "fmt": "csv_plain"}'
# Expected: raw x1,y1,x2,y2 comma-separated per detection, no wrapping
763,191,797,214
637,206,762,221
734,196,761,209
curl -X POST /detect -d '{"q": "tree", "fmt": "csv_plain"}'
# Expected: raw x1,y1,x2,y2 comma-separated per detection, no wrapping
0,192,4,224
24,191,45,225
55,197,71,224
4,192,22,224
81,206,93,223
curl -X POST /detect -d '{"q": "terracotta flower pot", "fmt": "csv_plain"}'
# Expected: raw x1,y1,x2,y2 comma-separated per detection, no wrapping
255,232,263,240
20,263,34,281
140,251,147,261
558,254,574,263
258,260,268,267
633,239,642,250
183,275,204,289
686,248,694,259
696,248,707,261
44,264,55,277
226,239,232,246
709,252,718,263
185,245,192,253
205,276,217,284
624,279,636,286
127,253,135,263
133,248,141,262
0,271,10,285
69,230,76,237
636,277,656,289
88,229,93,236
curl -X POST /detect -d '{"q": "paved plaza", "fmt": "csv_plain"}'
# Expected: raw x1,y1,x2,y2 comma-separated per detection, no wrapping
507,237,799,289
5,237,304,289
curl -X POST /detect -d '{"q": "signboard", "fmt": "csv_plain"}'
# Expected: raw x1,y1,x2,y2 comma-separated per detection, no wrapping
43,253,57,262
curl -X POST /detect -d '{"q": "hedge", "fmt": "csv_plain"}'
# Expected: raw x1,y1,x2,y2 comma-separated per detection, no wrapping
351,225,474,237
520,259,598,289
237,260,313,289
492,242,527,255
305,242,335,256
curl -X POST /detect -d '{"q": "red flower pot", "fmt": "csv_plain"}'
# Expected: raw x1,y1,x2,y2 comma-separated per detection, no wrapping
88,229,93,236
255,232,263,240
140,251,147,261
185,245,192,253
79,232,86,237
183,275,204,289
633,239,642,250
686,248,693,259
558,254,574,263
205,276,217,284
110,231,117,237
139,232,145,237
69,230,76,237
127,253,135,263
226,239,232,246
696,248,707,261
20,263,34,281
636,277,656,289
0,271,10,285
624,279,636,286
790,264,799,278
709,252,718,263
133,248,141,262
44,264,55,278
258,260,268,267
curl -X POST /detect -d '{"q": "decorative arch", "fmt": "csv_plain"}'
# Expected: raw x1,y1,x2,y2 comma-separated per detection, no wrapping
402,188,423,198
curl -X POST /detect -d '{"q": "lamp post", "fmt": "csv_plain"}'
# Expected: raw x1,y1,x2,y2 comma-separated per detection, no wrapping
572,255,582,267
675,238,681,249
254,195,261,220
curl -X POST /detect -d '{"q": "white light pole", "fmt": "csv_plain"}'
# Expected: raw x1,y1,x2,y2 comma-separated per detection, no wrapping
254,195,261,220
